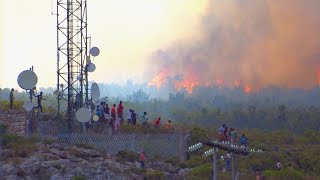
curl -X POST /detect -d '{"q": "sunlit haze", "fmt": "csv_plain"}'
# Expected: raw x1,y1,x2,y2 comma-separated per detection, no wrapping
1,0,320,93
0,0,206,90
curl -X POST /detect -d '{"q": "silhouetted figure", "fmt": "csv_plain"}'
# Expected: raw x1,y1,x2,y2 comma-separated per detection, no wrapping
9,88,14,109
117,101,124,123
240,134,248,148
131,110,138,125
111,104,116,120
34,92,46,112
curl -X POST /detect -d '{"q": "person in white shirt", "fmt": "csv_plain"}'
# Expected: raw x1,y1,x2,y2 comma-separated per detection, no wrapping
126,109,132,125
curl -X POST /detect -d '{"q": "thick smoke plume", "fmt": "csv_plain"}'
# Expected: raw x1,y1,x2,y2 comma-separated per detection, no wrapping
147,0,320,90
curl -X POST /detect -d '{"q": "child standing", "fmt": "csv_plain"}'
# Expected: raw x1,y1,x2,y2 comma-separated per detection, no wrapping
140,150,145,168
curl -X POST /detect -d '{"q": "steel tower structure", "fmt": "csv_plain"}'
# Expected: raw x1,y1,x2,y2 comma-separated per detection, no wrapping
56,0,88,130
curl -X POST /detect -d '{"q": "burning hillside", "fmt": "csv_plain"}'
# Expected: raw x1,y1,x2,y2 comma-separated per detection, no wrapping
145,0,320,91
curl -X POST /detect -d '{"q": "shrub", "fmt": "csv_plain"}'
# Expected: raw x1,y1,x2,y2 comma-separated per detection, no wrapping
263,169,304,180
190,127,207,145
187,163,211,180
72,175,86,180
43,138,56,145
165,156,179,166
1,134,37,158
144,170,165,180
0,123,7,135
116,150,140,162
185,156,209,168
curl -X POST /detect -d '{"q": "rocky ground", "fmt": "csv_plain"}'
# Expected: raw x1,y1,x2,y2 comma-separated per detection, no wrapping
0,142,191,180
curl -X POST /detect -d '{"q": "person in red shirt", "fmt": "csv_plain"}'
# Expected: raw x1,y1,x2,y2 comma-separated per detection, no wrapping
111,104,116,120
117,101,124,123
154,117,161,127
140,150,145,168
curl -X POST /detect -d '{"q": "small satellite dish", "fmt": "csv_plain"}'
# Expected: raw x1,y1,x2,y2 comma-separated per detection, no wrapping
89,47,100,57
53,90,61,96
77,75,82,80
91,83,100,101
93,115,99,121
76,108,91,122
87,63,96,72
17,70,38,90
23,101,34,111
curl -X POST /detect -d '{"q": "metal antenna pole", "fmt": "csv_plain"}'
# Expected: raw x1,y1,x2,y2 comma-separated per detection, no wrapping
231,152,239,180
212,148,217,180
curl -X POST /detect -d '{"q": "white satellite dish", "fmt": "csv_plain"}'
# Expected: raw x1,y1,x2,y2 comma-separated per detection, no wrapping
17,70,38,90
87,63,96,73
93,115,99,121
53,90,61,96
91,83,100,101
89,47,100,57
23,101,34,112
76,108,91,122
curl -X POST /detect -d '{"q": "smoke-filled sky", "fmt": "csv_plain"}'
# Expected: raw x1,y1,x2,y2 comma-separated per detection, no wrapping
147,0,320,90
1,0,320,91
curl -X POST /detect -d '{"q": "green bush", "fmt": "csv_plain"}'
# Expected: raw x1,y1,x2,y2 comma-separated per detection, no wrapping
263,169,304,180
185,156,209,168
116,150,140,162
43,138,56,145
0,123,8,135
144,170,165,180
190,127,207,144
187,163,211,180
1,134,37,158
72,175,86,180
165,156,179,166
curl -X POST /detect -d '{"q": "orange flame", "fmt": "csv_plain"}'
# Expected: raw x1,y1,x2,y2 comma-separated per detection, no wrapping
148,70,169,89
318,68,320,86
175,75,199,94
244,85,252,94
215,79,224,87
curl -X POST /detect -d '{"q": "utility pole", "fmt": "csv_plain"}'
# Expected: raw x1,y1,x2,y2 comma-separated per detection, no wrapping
212,148,217,180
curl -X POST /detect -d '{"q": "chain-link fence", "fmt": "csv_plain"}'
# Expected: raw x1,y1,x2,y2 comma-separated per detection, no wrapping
36,121,187,160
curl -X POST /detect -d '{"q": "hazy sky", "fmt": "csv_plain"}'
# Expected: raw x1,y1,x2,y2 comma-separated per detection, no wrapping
1,0,320,92
0,0,206,90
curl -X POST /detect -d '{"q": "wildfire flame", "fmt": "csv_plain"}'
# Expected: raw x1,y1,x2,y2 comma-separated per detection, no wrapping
244,85,252,94
318,68,320,86
215,79,224,87
148,70,169,89
174,74,199,94
148,70,258,94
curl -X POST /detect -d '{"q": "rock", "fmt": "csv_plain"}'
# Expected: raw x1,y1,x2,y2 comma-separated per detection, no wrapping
135,161,141,168
178,168,191,176
1,163,17,176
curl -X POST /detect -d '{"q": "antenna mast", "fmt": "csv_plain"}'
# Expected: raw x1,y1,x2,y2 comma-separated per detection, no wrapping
56,0,89,130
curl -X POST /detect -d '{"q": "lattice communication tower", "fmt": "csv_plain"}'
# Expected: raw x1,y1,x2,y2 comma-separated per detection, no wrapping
56,0,89,130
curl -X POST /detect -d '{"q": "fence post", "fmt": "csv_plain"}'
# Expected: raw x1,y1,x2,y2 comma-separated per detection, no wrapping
178,132,187,162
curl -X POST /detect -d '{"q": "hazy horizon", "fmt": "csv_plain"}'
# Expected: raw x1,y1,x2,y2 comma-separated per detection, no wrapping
1,0,320,92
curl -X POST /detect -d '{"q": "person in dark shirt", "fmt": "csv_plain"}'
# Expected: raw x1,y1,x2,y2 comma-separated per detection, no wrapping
9,88,14,109
111,104,116,120
34,92,46,112
104,104,110,122
131,110,138,125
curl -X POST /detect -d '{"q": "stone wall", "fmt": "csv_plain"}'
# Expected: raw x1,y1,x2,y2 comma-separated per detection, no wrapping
0,110,27,136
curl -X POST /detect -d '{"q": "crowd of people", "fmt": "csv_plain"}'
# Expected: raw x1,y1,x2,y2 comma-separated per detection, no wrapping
217,123,248,147
93,101,173,134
